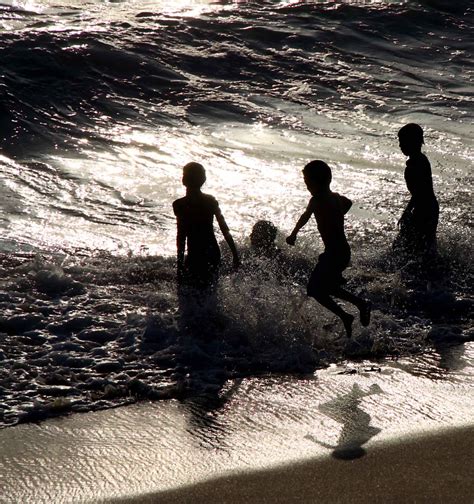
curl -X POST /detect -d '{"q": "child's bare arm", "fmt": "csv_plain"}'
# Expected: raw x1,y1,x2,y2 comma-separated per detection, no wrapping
286,200,314,245
176,218,186,276
216,210,240,268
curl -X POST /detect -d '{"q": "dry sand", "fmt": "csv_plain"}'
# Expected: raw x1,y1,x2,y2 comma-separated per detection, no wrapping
115,425,474,504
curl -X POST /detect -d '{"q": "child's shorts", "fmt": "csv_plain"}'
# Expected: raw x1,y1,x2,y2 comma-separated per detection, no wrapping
307,250,350,297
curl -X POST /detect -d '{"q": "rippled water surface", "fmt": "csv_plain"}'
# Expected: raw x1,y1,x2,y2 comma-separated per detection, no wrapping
0,0,472,427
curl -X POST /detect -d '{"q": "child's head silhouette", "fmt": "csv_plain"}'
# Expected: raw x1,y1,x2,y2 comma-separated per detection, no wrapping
302,160,332,192
398,123,424,156
182,162,206,188
250,220,277,251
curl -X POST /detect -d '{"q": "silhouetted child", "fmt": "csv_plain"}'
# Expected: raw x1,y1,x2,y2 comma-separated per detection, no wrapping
249,220,310,280
173,162,239,290
286,160,371,338
393,123,439,259
250,220,280,259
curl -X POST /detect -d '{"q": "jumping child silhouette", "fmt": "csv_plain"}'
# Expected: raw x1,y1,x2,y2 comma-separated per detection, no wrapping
173,162,239,290
393,123,439,259
286,160,371,337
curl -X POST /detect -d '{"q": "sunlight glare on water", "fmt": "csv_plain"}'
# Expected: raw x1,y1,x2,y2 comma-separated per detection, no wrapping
8,0,229,17
46,123,318,255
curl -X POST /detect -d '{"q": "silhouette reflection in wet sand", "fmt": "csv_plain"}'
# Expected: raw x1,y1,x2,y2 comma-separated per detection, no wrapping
393,123,439,262
184,378,243,450
306,383,383,460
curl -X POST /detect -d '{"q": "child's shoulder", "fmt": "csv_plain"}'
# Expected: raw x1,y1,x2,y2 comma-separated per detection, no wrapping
172,196,186,211
201,192,219,209
173,193,217,205
317,192,352,214
201,192,218,201
313,191,343,204
407,152,430,170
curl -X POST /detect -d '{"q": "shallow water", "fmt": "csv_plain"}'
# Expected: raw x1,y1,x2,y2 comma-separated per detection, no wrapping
1,345,473,503
0,0,473,426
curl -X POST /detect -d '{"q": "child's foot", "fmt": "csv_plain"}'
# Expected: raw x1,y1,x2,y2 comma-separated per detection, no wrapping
342,313,354,338
359,300,371,327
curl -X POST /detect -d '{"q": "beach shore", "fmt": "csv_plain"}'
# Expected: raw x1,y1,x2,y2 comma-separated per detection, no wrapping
1,344,473,504
114,424,474,504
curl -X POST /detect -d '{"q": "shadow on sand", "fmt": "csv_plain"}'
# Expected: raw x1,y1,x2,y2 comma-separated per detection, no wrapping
306,383,383,460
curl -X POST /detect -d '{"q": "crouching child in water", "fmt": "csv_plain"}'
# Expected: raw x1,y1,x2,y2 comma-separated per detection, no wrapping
250,220,280,259
247,220,311,282
173,162,240,292
286,160,371,338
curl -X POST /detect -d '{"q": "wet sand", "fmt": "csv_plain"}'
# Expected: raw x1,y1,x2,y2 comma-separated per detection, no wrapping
1,343,473,504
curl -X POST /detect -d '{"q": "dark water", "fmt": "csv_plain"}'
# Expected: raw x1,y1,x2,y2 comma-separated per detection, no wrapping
0,0,472,427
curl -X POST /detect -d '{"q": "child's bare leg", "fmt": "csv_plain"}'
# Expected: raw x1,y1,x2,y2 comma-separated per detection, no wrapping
313,293,354,337
334,288,371,327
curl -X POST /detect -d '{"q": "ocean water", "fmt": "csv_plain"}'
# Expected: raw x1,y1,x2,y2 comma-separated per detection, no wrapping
0,0,472,427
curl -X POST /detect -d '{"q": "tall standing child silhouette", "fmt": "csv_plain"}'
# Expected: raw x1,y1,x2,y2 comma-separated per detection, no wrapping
286,161,371,338
173,162,240,290
393,123,439,258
